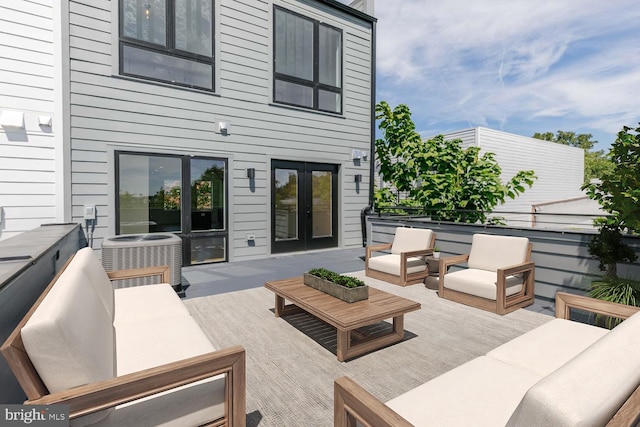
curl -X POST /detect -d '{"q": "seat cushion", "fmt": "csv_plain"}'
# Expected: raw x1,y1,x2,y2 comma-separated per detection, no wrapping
443,268,523,300
115,315,217,375
21,264,115,393
386,356,542,427
507,311,640,426
487,318,608,376
391,227,433,255
114,284,190,326
468,234,529,272
368,253,427,276
112,314,226,426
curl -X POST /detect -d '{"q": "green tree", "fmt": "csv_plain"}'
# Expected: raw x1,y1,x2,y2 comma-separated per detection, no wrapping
582,124,640,278
532,130,614,183
375,101,536,223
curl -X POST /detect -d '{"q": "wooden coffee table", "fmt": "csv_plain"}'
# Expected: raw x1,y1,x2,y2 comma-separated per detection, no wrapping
264,277,421,361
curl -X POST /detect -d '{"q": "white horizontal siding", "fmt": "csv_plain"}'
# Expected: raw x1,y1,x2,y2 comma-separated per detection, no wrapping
0,1,57,241
438,127,585,224
67,0,373,259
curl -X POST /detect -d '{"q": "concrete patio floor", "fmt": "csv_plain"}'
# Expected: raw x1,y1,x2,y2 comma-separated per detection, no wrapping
181,247,556,316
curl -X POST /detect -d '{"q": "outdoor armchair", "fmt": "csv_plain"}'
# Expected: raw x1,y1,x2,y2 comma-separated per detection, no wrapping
438,233,535,315
366,227,435,286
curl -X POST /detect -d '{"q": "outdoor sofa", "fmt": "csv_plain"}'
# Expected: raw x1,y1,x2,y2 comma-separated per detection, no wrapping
335,292,640,426
1,247,246,426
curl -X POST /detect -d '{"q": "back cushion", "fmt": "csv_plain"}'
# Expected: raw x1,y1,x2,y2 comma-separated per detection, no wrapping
391,227,434,254
21,264,116,393
73,247,115,319
506,311,640,426
468,234,529,271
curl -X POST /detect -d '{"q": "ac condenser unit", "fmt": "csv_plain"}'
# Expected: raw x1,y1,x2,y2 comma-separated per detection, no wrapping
102,233,182,292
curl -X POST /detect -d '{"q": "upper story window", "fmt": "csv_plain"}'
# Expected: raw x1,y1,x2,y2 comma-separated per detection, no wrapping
273,6,343,114
119,0,214,91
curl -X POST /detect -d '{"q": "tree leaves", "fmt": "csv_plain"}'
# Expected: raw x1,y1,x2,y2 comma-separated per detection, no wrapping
375,101,537,223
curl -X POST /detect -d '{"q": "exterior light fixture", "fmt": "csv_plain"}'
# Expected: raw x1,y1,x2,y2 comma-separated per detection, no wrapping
247,168,256,179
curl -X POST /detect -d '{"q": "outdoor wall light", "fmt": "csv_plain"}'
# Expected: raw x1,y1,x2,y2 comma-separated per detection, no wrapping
352,149,363,160
0,110,25,129
247,168,256,179
217,121,229,135
354,174,362,183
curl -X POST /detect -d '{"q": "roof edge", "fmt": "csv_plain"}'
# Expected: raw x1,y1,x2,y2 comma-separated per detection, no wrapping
318,0,377,22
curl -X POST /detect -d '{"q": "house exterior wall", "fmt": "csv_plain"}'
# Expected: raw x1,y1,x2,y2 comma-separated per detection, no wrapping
0,1,65,241
442,127,585,226
66,0,374,260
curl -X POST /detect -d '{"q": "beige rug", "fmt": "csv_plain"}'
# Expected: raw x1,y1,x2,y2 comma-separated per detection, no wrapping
184,271,551,427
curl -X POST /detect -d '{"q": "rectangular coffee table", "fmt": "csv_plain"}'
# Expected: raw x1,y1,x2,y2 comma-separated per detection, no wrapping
264,276,421,362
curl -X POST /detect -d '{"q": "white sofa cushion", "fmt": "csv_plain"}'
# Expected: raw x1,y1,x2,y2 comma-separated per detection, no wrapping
72,247,115,319
507,311,640,426
487,318,608,376
386,356,542,427
114,314,226,426
116,315,217,375
443,268,523,300
390,227,433,255
21,265,115,393
367,254,427,276
114,284,191,326
468,234,529,272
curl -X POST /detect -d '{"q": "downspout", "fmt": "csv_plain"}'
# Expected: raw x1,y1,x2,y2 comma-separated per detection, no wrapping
360,18,376,246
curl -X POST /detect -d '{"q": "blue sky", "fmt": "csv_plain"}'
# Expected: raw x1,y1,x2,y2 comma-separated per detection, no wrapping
343,0,640,149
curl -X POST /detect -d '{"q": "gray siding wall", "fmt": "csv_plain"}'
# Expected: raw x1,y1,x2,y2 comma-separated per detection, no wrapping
367,216,640,301
0,1,58,240
67,0,373,260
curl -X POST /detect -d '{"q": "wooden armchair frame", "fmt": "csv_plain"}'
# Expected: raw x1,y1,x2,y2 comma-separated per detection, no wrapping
437,243,535,315
365,233,436,287
1,255,246,427
334,292,640,427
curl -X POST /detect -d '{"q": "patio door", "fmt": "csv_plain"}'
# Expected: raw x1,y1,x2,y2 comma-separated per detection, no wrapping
271,160,338,253
116,152,227,266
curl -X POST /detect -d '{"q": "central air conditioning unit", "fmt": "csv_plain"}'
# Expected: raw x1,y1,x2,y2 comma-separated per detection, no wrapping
102,233,182,292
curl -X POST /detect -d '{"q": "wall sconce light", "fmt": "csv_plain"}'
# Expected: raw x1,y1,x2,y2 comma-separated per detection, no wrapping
38,115,52,127
217,121,229,135
0,110,25,129
247,168,256,179
352,149,363,160
354,174,362,183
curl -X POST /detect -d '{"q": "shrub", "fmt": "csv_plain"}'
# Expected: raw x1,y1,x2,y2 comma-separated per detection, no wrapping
589,277,640,328
307,268,366,288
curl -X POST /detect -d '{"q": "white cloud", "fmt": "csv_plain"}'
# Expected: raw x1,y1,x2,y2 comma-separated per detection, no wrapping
374,0,640,144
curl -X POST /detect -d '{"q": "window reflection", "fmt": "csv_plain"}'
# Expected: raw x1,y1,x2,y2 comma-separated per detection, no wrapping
274,169,298,241
119,154,182,234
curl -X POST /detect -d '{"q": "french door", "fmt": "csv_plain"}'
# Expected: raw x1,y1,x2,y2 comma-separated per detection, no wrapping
271,160,339,253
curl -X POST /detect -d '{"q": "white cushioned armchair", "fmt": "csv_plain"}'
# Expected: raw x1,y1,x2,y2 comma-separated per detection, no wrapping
438,233,535,315
366,227,435,286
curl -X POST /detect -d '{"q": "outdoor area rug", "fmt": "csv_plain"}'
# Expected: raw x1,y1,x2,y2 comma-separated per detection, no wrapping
183,271,551,427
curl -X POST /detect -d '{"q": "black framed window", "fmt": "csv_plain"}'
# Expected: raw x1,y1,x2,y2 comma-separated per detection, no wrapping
119,0,214,91
273,6,343,114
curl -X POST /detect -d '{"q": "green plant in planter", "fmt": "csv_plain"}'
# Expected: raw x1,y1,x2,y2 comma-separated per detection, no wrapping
307,268,366,288
589,277,640,328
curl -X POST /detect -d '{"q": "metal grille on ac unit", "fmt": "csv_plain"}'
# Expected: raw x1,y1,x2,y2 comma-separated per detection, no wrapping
102,233,182,291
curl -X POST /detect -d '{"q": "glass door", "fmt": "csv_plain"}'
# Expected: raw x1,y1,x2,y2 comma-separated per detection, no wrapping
271,160,338,253
187,158,226,264
116,152,227,265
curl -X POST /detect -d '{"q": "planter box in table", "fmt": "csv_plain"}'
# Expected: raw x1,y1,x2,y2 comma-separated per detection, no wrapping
303,273,369,303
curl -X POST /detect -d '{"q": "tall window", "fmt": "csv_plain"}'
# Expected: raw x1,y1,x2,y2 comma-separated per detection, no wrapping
273,6,343,114
120,0,214,91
